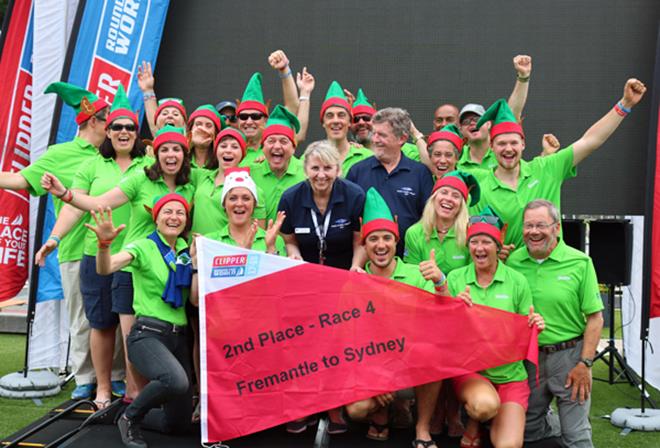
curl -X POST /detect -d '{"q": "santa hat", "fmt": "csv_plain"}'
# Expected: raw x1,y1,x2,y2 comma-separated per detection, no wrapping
44,81,109,125
261,104,300,147
467,206,504,247
221,167,258,205
320,80,351,122
155,97,187,123
432,170,480,206
105,84,138,128
236,72,269,116
153,125,189,152
149,193,190,221
188,104,225,131
476,99,524,142
351,88,376,117
427,124,464,153
361,188,399,241
215,128,247,159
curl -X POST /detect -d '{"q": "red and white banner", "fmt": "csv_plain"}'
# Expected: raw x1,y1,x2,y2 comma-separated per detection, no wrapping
197,237,538,443
0,0,34,303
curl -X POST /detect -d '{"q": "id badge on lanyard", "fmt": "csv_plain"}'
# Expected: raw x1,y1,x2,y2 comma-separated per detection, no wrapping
311,209,331,265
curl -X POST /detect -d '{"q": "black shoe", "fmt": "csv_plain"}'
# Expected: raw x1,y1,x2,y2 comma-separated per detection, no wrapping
118,414,148,448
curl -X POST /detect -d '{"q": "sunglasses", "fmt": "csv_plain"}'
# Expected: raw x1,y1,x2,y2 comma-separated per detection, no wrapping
469,215,501,226
353,115,372,124
158,97,184,106
222,114,238,123
237,112,265,121
109,123,137,132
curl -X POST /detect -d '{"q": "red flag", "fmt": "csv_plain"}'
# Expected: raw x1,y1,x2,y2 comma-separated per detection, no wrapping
198,238,538,443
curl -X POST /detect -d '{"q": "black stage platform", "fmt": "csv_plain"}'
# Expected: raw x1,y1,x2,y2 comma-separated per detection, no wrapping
2,399,563,447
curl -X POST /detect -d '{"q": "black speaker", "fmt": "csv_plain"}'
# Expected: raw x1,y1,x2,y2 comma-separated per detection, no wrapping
589,220,632,285
561,219,586,252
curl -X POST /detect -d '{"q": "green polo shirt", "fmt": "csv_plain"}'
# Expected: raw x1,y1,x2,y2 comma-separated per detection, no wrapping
20,136,98,263
239,146,264,167
404,223,469,274
118,172,196,246
478,146,576,248
401,142,420,162
206,225,286,254
124,232,189,326
250,157,305,221
365,256,434,293
72,154,153,256
457,144,498,172
190,168,266,236
341,145,372,176
448,261,532,384
507,239,603,346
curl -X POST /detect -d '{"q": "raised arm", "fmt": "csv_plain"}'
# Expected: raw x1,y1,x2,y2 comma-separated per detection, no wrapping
137,61,158,137
269,50,299,114
410,120,431,168
41,172,129,211
0,172,29,190
507,55,532,122
572,78,647,166
88,207,133,274
295,67,315,144
34,200,86,266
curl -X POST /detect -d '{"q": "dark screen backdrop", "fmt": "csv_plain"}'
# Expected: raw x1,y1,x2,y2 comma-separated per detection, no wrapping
154,0,658,215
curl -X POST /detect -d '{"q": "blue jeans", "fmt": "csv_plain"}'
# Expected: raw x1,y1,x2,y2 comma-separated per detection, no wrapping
125,317,192,433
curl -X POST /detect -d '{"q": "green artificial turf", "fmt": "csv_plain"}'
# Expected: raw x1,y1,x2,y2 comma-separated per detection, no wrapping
1,333,660,445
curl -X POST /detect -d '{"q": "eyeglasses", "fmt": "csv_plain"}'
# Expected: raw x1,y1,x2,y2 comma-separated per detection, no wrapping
460,116,479,126
523,222,556,231
237,112,265,121
109,123,137,132
95,115,107,122
353,115,372,124
158,97,184,106
222,114,238,123
469,215,501,226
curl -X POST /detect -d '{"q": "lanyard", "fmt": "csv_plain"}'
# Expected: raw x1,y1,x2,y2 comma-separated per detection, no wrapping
310,208,331,265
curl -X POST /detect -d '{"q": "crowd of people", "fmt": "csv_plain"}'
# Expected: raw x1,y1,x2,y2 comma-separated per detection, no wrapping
0,50,647,448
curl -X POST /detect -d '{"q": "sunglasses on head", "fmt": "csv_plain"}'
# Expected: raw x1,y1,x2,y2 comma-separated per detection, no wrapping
353,115,372,124
158,97,184,106
237,112,265,121
469,215,501,226
109,123,137,132
222,114,238,123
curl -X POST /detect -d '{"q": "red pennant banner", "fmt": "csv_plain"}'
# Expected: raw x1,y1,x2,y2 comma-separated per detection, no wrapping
198,239,538,443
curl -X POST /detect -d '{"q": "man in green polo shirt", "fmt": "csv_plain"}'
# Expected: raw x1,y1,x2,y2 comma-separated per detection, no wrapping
508,200,603,447
476,78,647,250
0,82,111,399
250,104,306,221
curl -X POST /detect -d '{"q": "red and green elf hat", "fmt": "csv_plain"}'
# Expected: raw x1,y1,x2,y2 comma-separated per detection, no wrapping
106,84,138,128
476,98,524,142
432,170,481,206
320,80,351,122
44,81,110,125
214,128,247,159
153,125,188,153
351,88,376,117
261,104,301,147
188,104,225,131
427,124,465,153
467,206,504,247
236,72,269,116
155,97,187,122
148,193,190,221
361,188,399,242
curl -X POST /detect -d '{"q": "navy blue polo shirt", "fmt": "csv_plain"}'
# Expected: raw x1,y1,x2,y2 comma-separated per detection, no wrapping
278,178,365,269
346,154,434,256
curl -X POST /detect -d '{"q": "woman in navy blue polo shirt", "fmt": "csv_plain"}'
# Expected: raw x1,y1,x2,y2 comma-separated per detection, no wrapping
278,140,366,433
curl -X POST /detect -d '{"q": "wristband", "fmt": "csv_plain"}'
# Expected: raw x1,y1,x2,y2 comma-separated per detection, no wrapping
434,272,447,288
278,68,292,79
192,268,198,275
413,134,425,144
48,235,61,245
614,101,631,116
98,239,112,249
299,96,310,101
516,75,530,83
143,92,156,101
59,189,73,203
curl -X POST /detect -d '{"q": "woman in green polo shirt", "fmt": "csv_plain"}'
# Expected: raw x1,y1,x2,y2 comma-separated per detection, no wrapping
447,210,544,448
187,105,224,170
87,193,195,447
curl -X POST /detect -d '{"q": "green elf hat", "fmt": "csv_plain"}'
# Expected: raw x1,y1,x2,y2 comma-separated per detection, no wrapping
106,84,138,128
155,97,187,122
236,72,269,116
361,187,399,242
432,170,480,206
427,124,464,154
475,98,524,142
320,80,351,122
467,206,504,247
44,81,110,125
153,125,189,153
261,104,300,147
351,88,376,117
187,104,225,131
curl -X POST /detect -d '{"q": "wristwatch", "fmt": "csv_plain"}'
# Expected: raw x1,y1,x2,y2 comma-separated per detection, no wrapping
579,357,594,368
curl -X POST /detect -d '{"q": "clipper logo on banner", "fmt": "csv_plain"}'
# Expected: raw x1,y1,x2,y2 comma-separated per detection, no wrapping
0,1,33,301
